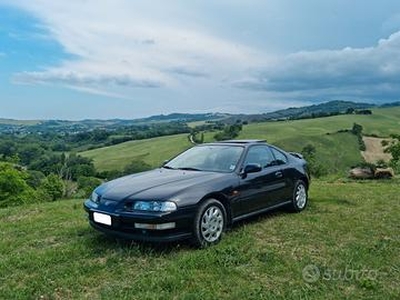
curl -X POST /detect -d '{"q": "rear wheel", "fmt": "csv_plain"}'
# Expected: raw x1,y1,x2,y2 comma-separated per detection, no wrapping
192,199,226,248
289,180,308,212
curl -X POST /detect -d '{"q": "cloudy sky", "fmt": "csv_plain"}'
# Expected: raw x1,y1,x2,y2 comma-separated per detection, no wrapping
1,0,400,120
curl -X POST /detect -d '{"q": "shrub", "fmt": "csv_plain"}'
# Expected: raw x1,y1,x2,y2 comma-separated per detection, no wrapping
351,123,366,151
375,159,389,168
123,160,152,175
214,123,243,141
96,170,123,180
383,134,400,175
40,174,64,201
301,144,328,178
77,176,103,198
0,162,38,207
26,170,46,188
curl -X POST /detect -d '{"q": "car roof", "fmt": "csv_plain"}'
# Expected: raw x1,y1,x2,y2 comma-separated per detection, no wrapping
217,139,266,144
204,139,268,146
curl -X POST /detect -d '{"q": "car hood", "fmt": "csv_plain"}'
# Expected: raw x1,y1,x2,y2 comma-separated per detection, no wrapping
97,168,232,202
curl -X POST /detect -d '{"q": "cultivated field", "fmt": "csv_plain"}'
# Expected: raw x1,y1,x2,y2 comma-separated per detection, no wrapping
1,179,399,299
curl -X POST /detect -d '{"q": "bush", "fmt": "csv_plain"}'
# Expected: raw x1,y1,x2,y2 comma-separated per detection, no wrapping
301,144,328,178
0,163,39,207
214,123,243,141
77,176,103,198
40,174,64,201
26,170,46,188
96,170,123,180
351,162,377,173
351,123,366,151
123,160,152,175
390,161,400,175
375,159,389,168
383,134,400,175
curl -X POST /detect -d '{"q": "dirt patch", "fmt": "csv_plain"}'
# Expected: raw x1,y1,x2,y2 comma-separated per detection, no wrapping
361,137,392,163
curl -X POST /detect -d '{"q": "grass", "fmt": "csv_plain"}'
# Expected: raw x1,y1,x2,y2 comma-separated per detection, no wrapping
81,134,192,172
1,179,399,299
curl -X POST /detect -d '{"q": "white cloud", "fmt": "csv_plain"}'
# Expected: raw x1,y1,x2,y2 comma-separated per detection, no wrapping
9,0,264,98
235,31,400,102
3,0,400,116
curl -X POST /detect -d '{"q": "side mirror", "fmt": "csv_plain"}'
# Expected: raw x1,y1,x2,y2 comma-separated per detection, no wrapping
242,163,262,177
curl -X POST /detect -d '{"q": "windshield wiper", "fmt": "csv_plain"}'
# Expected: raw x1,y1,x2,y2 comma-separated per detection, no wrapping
162,165,176,170
177,167,201,171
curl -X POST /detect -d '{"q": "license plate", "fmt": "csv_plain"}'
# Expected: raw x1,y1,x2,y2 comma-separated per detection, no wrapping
93,212,112,226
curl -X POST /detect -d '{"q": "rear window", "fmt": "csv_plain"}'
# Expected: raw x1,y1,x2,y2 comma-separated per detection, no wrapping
270,147,288,165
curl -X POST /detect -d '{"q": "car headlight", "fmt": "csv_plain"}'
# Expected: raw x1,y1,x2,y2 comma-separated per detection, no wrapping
90,191,101,203
133,201,177,212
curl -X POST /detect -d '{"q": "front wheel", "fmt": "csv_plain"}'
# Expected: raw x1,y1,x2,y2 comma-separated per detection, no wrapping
289,180,308,212
191,199,226,248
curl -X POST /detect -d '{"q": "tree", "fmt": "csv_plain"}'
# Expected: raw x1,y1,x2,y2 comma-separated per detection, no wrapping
214,123,243,141
0,162,37,207
0,141,17,158
351,123,366,151
26,170,46,188
40,174,64,201
351,123,363,135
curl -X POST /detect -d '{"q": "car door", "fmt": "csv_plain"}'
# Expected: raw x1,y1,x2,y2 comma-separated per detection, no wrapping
268,146,293,205
234,145,287,216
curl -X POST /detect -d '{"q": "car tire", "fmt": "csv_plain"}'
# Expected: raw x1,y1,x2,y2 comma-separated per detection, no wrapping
289,180,308,212
191,199,227,248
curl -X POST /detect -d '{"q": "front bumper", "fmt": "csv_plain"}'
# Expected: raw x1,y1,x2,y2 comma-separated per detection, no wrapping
83,200,196,242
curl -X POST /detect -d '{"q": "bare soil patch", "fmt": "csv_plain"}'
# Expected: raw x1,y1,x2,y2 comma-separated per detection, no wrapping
361,136,392,163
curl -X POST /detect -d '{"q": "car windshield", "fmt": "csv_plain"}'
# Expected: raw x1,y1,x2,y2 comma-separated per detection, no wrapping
164,145,244,173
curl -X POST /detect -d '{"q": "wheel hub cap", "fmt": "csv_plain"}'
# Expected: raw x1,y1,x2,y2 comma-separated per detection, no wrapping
201,206,224,242
296,185,307,209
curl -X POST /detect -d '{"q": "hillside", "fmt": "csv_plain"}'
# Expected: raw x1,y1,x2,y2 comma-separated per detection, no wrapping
81,134,192,171
82,106,400,174
1,179,399,299
225,100,374,123
0,100,395,135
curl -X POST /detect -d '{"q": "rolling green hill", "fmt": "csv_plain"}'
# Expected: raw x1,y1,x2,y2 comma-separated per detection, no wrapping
81,107,400,175
81,134,192,172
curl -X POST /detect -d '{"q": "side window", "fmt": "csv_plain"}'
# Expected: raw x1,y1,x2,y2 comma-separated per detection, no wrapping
270,147,288,165
244,146,275,168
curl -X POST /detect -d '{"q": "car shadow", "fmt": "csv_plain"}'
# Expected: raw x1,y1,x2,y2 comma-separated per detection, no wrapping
227,206,288,233
82,231,192,255
81,206,291,255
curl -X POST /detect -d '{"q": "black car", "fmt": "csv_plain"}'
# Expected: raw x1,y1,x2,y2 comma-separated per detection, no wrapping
84,140,310,247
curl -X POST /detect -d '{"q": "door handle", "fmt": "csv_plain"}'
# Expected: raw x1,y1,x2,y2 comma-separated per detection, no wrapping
275,171,283,178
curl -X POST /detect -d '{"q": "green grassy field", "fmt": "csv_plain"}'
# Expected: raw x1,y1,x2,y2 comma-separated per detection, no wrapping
242,107,400,138
82,107,400,174
81,134,192,172
1,179,399,299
